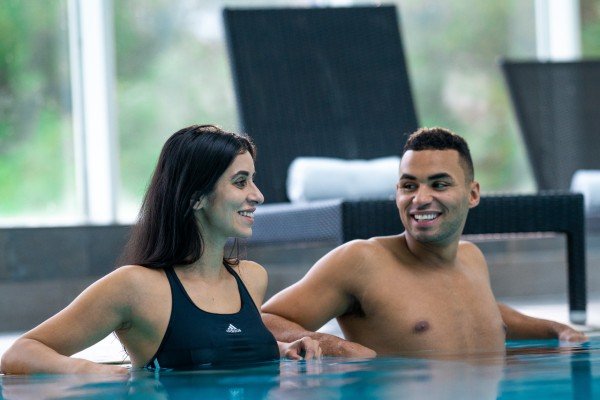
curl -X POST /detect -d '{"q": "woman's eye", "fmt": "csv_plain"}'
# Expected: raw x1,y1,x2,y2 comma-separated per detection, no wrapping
234,179,247,188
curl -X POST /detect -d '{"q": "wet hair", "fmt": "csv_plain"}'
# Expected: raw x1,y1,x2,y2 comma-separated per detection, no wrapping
120,124,256,269
402,127,474,182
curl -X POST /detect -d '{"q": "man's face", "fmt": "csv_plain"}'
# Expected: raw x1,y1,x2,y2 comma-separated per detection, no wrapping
396,149,480,245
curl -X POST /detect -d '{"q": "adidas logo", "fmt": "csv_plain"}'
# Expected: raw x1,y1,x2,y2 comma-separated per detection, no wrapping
226,324,242,333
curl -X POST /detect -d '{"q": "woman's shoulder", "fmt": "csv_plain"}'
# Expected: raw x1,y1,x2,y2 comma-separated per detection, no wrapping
231,260,268,300
104,265,165,292
231,260,267,282
113,264,162,278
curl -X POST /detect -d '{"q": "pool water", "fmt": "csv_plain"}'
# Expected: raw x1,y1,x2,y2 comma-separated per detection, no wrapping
1,339,599,399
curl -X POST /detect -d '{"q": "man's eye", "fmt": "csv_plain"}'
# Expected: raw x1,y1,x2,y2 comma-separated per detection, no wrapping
433,182,449,189
401,183,417,191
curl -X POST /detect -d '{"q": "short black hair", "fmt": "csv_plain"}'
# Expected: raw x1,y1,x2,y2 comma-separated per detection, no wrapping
403,127,474,182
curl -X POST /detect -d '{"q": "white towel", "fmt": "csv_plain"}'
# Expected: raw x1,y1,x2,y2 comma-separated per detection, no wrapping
571,170,600,214
286,156,400,202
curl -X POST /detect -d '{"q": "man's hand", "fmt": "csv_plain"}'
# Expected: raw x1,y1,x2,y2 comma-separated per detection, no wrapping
263,312,377,358
552,323,588,343
499,302,588,343
325,336,377,358
279,337,322,360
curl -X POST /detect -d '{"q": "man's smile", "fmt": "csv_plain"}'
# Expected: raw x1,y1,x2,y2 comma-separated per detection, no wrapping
412,213,440,221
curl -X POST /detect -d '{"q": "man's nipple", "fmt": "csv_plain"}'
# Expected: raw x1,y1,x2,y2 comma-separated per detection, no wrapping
413,320,430,334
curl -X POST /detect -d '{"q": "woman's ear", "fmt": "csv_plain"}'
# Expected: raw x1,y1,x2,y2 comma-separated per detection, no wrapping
191,193,206,210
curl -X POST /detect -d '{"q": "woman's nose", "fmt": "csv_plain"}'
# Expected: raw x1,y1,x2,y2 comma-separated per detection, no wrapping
248,183,264,205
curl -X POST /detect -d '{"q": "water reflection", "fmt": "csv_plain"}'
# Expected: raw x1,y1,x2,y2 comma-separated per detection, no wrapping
502,339,596,399
571,349,592,400
0,373,130,400
274,356,504,400
0,339,597,400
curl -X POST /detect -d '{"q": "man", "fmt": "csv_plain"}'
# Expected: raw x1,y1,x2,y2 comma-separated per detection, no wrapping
262,127,587,357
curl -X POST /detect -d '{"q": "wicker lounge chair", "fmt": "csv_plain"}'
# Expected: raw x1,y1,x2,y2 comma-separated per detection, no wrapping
224,6,587,324
501,60,600,192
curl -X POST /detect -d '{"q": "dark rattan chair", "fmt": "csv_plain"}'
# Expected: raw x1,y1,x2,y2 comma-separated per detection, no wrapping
223,5,418,203
341,192,587,324
501,60,600,191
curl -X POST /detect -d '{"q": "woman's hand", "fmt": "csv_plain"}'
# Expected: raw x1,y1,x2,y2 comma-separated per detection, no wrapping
278,337,322,360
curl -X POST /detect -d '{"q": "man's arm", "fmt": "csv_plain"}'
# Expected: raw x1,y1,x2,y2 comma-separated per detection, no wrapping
263,313,376,357
466,242,587,343
262,241,377,358
498,303,587,342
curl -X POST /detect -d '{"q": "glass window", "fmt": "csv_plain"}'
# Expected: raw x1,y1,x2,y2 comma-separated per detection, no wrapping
115,0,238,220
115,0,538,223
0,1,76,225
114,0,342,221
388,0,537,192
0,1,587,225
0,0,554,225
582,0,600,57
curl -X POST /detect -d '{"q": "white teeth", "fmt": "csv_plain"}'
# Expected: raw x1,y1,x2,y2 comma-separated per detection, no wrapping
238,211,254,217
414,213,437,221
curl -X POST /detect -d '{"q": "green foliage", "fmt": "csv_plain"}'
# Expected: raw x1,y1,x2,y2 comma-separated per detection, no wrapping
0,0,75,218
0,109,74,214
3,0,600,220
397,0,536,192
582,0,600,57
115,1,238,207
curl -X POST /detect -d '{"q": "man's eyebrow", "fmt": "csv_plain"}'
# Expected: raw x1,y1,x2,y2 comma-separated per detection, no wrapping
428,173,453,181
399,172,454,181
399,173,417,180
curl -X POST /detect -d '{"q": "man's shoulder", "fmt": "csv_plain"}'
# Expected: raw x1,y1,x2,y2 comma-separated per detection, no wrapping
339,235,400,258
317,236,402,275
458,240,488,268
458,239,484,256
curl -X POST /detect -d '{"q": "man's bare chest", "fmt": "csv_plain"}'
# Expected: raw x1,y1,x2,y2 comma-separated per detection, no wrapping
344,268,503,348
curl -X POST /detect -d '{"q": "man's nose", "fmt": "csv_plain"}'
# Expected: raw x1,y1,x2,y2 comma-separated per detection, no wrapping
412,187,433,205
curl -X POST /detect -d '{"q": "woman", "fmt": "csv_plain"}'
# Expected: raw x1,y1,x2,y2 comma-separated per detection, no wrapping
0,125,320,374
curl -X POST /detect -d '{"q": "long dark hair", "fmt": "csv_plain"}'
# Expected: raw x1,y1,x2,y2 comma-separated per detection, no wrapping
120,125,256,269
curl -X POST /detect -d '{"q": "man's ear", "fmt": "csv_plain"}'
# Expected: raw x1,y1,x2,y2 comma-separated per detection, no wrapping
468,181,481,209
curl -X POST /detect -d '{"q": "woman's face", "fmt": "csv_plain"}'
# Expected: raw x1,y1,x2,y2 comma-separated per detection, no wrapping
197,151,264,240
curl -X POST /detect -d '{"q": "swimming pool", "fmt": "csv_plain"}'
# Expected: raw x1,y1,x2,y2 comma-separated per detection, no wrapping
1,338,599,399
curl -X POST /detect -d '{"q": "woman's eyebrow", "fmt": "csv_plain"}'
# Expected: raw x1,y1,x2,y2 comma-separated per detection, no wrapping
230,171,250,179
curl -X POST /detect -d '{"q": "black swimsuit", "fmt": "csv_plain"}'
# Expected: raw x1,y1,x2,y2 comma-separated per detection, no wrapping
145,264,279,370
